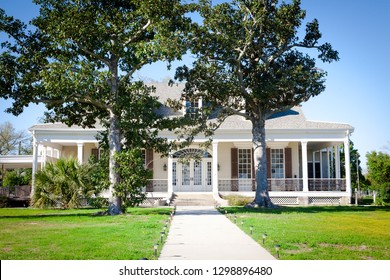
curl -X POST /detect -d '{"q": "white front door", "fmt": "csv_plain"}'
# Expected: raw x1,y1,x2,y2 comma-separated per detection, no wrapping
173,159,212,192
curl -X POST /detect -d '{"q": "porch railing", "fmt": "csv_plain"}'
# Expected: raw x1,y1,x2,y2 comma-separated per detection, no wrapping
0,185,31,199
144,179,168,193
309,179,346,191
218,178,346,192
219,179,255,192
268,179,303,191
142,178,346,192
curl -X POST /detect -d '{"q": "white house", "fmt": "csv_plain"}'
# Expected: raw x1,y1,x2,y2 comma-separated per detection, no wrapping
2,83,354,206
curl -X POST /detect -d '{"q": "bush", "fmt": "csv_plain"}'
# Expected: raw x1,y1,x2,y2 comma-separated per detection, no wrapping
2,171,20,187
224,195,253,206
87,197,109,209
114,149,151,212
0,195,9,208
2,169,32,187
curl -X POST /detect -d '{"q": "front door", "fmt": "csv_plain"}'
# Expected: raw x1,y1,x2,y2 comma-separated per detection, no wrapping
173,159,212,192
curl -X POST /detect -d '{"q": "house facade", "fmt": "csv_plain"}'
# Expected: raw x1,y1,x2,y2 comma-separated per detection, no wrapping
21,83,354,206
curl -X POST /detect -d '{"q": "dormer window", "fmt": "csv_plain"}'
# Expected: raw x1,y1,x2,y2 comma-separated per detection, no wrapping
184,99,202,118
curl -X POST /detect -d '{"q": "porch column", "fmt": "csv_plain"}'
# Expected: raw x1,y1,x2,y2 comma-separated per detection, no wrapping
167,155,173,194
335,145,341,179
31,133,38,199
312,152,316,178
77,143,84,164
327,148,331,178
212,141,219,194
41,145,47,169
344,135,352,196
301,141,309,192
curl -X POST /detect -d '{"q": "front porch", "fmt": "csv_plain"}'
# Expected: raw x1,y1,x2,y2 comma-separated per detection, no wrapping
144,177,350,205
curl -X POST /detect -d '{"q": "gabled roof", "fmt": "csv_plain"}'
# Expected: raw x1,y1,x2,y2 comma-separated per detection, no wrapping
29,82,354,132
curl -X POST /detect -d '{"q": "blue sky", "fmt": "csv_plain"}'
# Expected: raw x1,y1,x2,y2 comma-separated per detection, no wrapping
1,0,389,171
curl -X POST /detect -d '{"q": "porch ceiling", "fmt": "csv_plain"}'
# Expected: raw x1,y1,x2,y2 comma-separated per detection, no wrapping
306,141,342,151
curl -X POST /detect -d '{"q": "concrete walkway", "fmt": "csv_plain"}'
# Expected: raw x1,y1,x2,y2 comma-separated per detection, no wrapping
159,206,276,260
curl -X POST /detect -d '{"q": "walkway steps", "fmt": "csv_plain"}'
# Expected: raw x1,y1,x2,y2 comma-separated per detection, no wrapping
171,193,216,206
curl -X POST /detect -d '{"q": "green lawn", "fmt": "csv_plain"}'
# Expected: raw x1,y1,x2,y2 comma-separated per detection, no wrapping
2,206,389,260
0,208,171,260
222,206,390,260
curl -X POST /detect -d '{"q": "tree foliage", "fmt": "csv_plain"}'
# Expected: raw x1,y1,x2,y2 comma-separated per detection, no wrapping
340,140,367,190
366,151,390,203
175,0,339,207
1,0,195,213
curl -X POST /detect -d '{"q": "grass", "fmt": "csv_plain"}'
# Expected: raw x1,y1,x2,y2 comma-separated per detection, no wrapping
2,206,389,260
0,207,172,260
221,206,390,260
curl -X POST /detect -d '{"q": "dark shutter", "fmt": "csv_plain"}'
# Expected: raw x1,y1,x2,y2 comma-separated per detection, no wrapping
266,148,271,178
231,148,238,178
285,147,292,178
231,148,238,191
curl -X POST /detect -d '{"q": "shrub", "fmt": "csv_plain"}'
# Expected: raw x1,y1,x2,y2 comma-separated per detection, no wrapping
87,197,109,209
2,171,20,187
114,149,151,212
0,195,9,208
224,195,253,206
2,169,32,187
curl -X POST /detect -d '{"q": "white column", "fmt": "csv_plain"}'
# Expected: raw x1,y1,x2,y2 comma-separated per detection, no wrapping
320,150,323,178
312,151,316,178
327,148,331,178
212,141,219,194
301,141,309,192
344,136,352,196
330,147,334,178
31,134,39,199
77,143,84,164
335,145,341,179
41,145,46,170
167,155,173,194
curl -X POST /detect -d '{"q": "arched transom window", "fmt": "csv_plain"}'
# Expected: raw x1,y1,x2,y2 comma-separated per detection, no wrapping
172,148,212,159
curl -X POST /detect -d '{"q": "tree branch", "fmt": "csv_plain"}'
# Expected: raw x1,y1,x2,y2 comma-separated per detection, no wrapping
35,95,111,111
78,44,111,67
124,19,151,46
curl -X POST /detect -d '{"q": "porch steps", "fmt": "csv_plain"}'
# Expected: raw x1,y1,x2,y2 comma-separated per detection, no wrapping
172,193,217,206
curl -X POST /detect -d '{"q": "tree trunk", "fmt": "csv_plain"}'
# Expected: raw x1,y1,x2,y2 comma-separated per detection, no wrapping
249,116,275,208
107,111,122,215
107,57,122,215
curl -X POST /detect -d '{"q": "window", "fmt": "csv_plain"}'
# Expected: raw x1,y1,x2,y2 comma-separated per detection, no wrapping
238,149,252,179
271,149,284,178
185,100,200,118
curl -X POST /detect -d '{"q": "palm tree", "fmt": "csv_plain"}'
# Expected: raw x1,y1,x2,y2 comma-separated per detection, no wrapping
32,157,94,209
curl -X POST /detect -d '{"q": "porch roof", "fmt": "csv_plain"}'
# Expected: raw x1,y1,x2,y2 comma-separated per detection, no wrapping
0,155,42,169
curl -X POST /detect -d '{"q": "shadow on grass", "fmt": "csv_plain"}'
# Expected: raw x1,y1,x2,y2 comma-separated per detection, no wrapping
0,207,172,219
220,205,390,215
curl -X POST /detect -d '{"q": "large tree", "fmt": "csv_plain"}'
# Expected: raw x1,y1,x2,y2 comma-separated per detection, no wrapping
0,0,193,213
0,121,31,155
175,0,339,207
366,151,390,204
